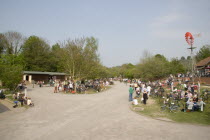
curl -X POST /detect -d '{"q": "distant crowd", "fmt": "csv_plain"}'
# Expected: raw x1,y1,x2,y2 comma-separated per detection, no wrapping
50,79,114,93
125,73,208,112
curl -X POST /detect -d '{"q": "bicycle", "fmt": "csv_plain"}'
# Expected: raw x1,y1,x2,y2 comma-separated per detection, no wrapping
169,102,179,113
161,102,179,113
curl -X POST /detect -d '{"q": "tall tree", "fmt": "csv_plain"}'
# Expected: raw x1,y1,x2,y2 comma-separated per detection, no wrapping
22,36,51,71
3,31,25,55
180,56,185,61
60,37,102,79
82,37,100,78
196,45,210,62
61,38,85,79
0,51,23,90
179,56,191,72
170,58,186,74
187,56,191,60
50,43,64,72
136,54,170,81
155,54,167,61
0,33,8,56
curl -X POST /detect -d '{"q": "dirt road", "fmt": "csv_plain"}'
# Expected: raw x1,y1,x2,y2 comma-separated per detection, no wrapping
0,82,209,140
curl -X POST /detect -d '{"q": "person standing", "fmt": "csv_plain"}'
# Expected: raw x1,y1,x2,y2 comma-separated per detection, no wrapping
136,86,140,98
129,85,134,102
143,89,148,104
134,82,138,91
38,81,42,88
147,85,152,96
69,82,73,93
32,80,35,88
54,80,58,93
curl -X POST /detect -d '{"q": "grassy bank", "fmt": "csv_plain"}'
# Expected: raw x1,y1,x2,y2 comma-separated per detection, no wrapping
132,97,210,125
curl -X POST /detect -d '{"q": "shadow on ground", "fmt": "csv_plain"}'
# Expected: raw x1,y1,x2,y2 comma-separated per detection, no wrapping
0,102,10,113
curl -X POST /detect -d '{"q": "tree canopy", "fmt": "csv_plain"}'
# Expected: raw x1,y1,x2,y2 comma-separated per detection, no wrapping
1,30,209,89
58,37,105,79
22,36,52,71
196,45,210,62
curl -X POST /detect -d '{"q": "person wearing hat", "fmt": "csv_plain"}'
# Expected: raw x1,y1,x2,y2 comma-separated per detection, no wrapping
143,88,148,104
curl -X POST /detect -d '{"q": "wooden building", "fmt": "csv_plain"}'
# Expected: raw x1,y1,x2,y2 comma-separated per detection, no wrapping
23,71,69,83
196,57,210,77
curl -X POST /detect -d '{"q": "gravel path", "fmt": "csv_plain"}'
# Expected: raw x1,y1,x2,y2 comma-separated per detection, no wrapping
0,82,209,140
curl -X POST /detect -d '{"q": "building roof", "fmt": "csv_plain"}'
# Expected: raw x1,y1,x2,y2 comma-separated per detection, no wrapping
196,57,210,67
23,71,68,76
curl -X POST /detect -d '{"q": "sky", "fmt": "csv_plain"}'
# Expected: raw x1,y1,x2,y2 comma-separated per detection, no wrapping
0,0,210,67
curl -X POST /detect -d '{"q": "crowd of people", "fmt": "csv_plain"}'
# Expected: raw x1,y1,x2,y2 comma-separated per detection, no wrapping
52,79,114,94
126,74,208,112
13,93,34,107
128,79,151,105
1,74,208,112
12,81,34,107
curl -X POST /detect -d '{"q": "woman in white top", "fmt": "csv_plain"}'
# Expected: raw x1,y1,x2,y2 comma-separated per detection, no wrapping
187,99,194,111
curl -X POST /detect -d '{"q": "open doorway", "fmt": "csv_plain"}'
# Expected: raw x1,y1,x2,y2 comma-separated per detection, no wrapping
26,75,29,81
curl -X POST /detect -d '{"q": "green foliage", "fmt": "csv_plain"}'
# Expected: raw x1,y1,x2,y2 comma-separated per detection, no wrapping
155,54,167,61
49,43,64,72
196,45,210,62
0,54,23,90
180,56,185,60
108,66,121,78
136,55,170,81
0,54,25,66
52,43,60,51
187,56,191,60
59,37,108,79
4,30,205,86
22,36,52,71
169,58,186,74
179,56,191,72
120,63,135,78
108,63,135,78
0,65,23,90
109,53,187,81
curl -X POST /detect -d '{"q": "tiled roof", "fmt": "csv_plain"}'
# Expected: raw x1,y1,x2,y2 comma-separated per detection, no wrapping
196,57,210,67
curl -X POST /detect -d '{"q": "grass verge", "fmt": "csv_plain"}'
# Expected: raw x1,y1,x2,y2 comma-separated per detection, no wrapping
132,97,210,125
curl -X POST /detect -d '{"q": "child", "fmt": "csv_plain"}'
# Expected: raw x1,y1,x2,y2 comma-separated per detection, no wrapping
132,97,138,105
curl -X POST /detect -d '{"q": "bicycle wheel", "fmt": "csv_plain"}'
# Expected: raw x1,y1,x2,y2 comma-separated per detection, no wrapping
170,105,179,113
161,105,167,112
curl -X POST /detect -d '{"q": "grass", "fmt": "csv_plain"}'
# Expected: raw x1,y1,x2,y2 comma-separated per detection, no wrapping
168,110,210,124
200,86,210,92
132,97,210,125
6,95,15,101
3,90,16,102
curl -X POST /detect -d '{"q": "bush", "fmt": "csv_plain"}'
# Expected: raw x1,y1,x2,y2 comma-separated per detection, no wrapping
0,65,23,90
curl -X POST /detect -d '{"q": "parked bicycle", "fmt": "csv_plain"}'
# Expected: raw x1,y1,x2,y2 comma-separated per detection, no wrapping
161,98,179,113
